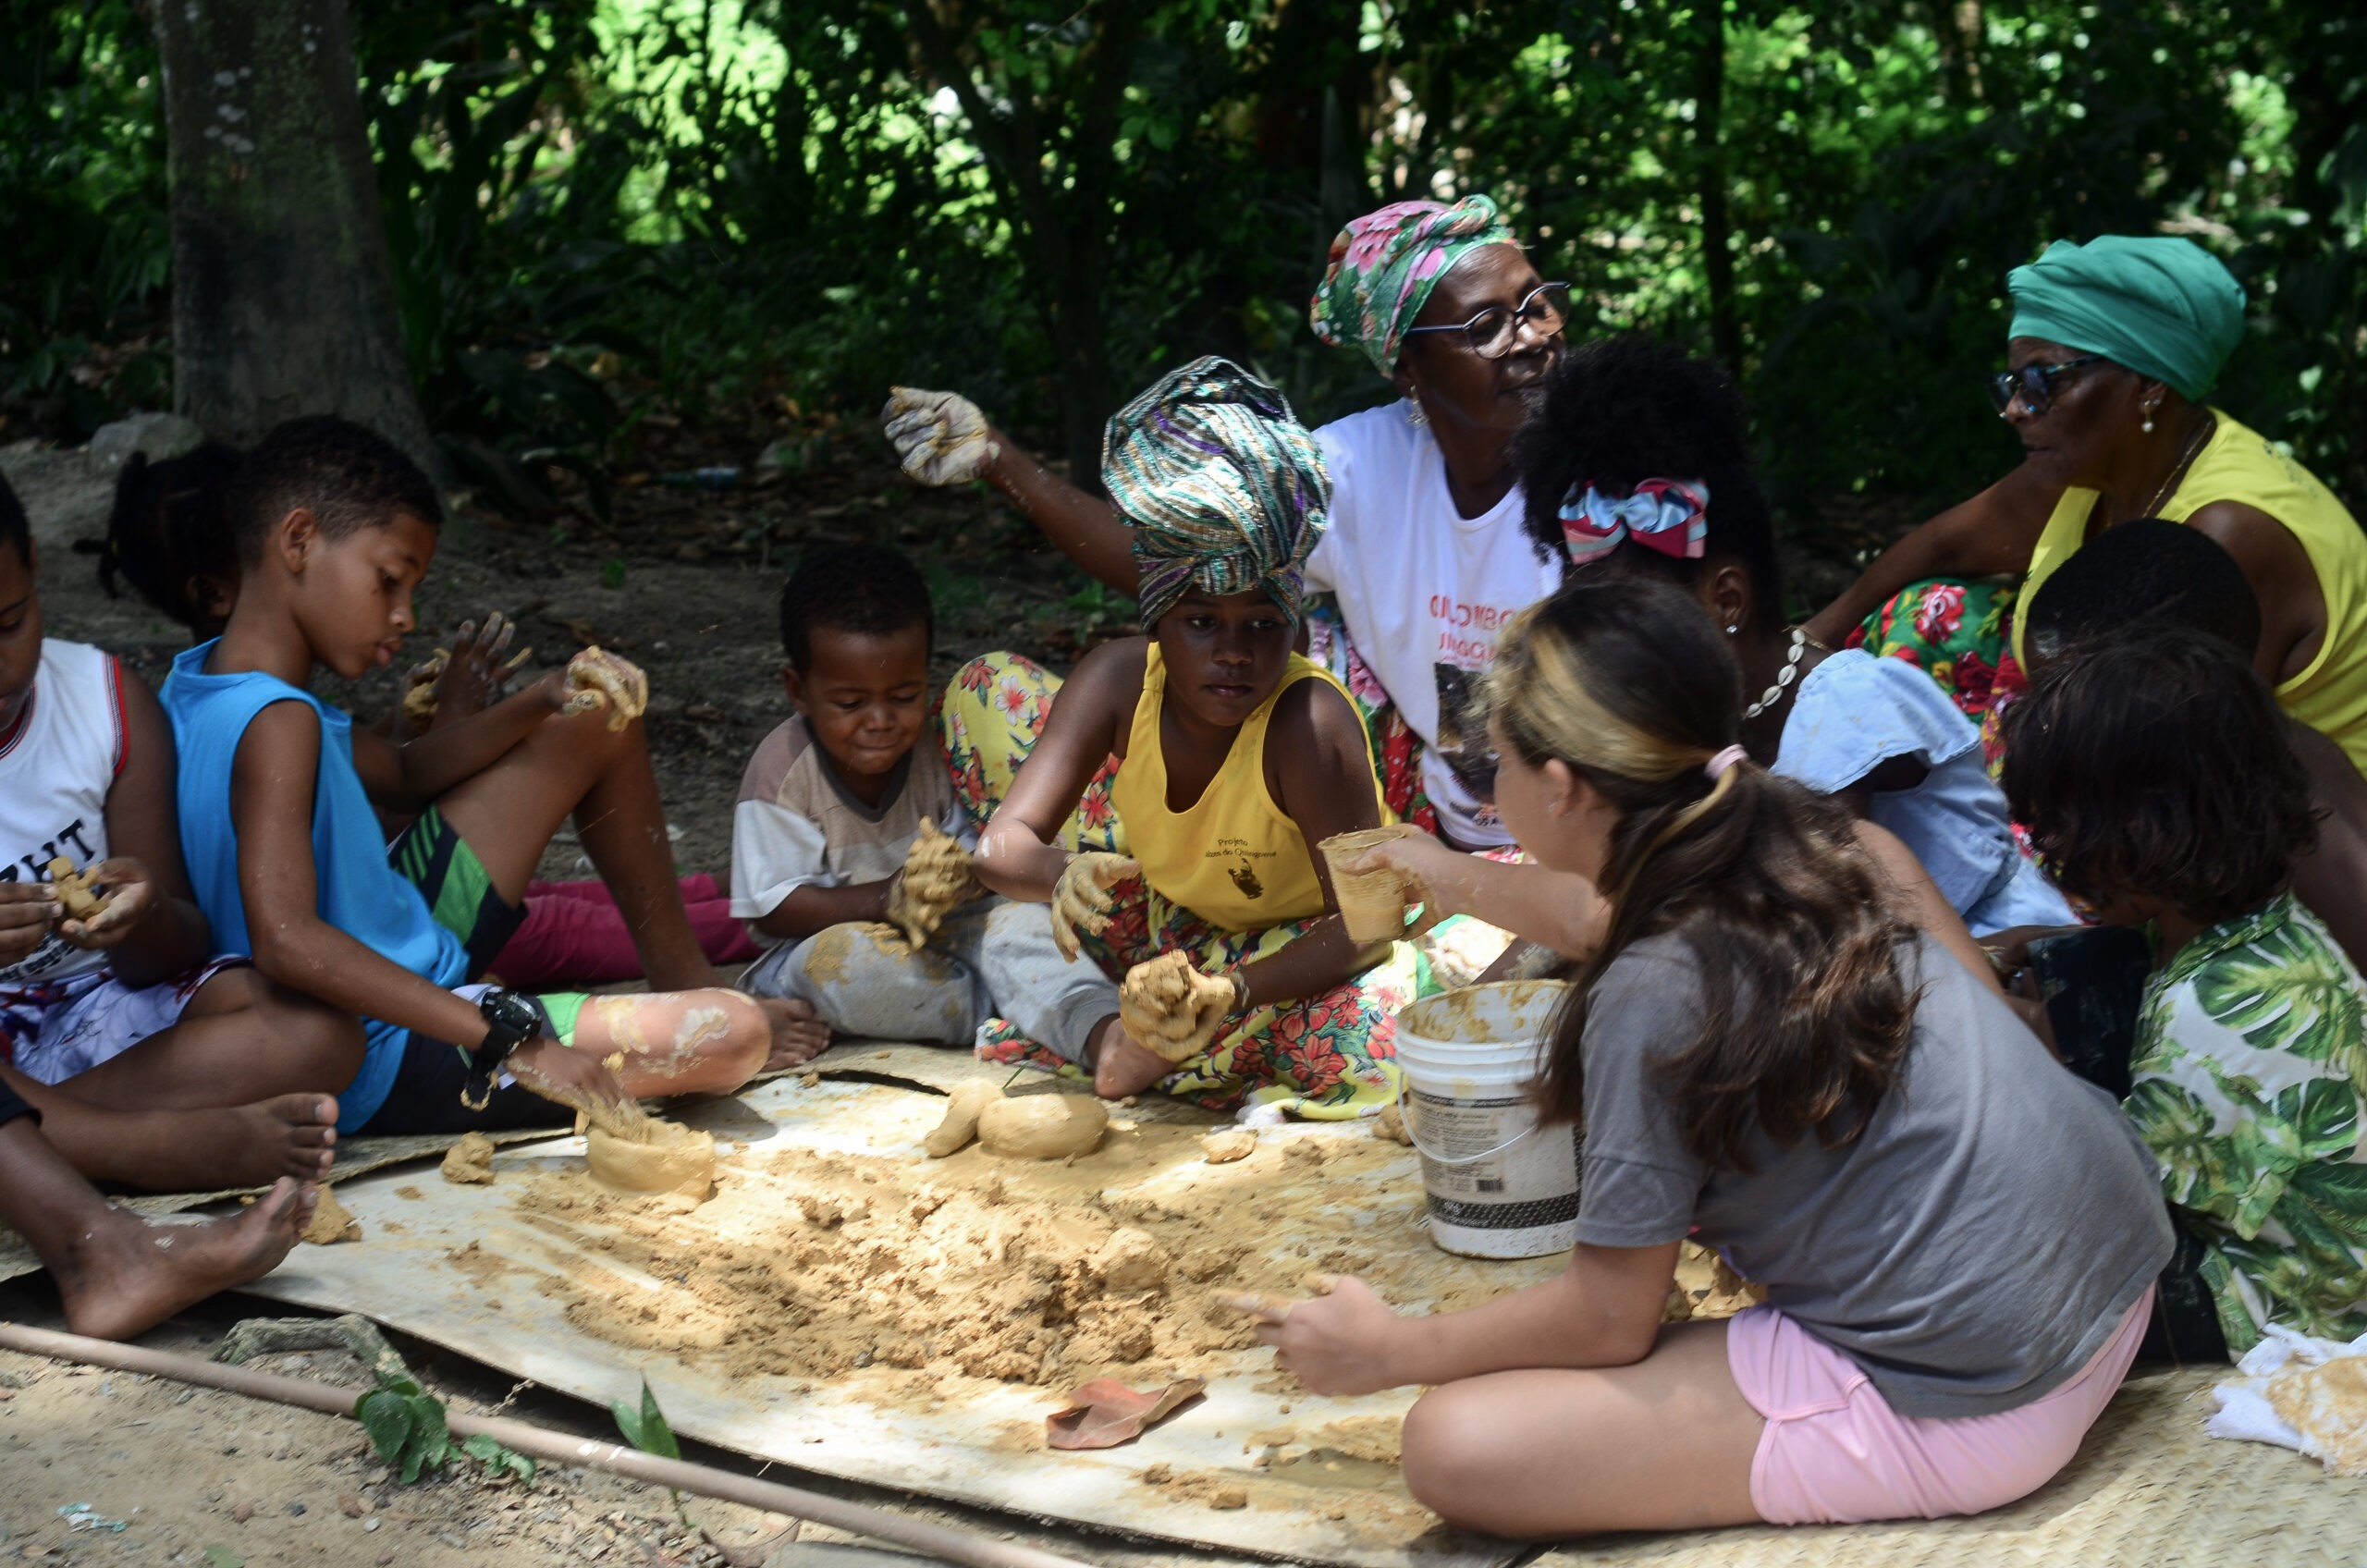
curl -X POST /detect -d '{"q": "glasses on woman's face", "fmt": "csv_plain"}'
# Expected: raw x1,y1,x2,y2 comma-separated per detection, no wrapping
1404,282,1572,360
1988,354,2103,416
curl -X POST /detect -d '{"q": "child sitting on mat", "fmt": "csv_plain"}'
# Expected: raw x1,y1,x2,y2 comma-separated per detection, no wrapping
89,449,758,990
969,357,1415,1116
161,415,795,1137
0,467,352,1192
1248,576,2170,1537
730,544,1091,1050
2003,625,2367,1359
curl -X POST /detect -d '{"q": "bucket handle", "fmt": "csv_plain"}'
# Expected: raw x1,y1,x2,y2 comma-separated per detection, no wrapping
1393,1078,1538,1168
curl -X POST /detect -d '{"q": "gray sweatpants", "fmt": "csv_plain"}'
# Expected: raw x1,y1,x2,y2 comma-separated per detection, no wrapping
740,897,1116,1062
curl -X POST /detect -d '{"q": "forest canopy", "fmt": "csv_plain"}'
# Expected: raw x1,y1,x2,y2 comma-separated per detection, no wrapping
5,0,2361,551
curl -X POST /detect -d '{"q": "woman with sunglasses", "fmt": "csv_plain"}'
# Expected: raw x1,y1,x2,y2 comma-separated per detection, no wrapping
1801,235,2367,772
885,197,1566,856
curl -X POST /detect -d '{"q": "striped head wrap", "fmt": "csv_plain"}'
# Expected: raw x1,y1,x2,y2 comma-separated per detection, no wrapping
1309,196,1519,377
1101,357,1330,629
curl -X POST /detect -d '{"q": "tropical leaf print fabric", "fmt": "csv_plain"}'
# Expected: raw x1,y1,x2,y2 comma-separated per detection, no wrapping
2128,893,2367,1354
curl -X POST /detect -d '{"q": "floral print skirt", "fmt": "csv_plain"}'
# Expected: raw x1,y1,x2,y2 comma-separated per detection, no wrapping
1846,576,2030,776
938,651,1413,1120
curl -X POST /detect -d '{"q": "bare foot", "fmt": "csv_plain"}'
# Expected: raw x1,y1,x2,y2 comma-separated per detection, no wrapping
1086,1016,1173,1099
52,1179,316,1341
758,997,830,1072
38,1094,339,1194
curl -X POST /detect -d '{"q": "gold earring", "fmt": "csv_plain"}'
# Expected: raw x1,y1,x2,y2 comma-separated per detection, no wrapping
1405,398,1428,429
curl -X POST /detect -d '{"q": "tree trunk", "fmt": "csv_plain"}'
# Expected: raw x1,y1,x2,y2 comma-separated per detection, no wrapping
153,0,440,476
1695,1,1742,375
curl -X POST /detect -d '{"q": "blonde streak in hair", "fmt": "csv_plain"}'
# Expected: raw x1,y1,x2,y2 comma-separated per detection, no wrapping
1506,623,1699,783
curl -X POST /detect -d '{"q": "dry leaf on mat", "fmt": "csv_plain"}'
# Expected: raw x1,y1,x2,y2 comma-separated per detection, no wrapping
1045,1377,1206,1450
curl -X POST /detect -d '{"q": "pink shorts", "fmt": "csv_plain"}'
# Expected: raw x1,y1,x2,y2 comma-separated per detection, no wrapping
1726,1286,2153,1525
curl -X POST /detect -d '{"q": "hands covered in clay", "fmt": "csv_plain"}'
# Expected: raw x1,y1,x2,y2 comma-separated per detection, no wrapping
1234,1276,1408,1397
507,1035,631,1113
1050,851,1140,961
882,387,1000,487
403,610,532,733
553,645,649,731
51,857,153,949
1118,950,1238,1063
0,857,149,961
884,820,977,950
1334,831,1467,930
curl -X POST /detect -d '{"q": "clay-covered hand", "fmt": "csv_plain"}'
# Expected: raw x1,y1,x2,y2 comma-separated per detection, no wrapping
1335,829,1465,923
882,386,999,487
558,645,649,731
1049,851,1140,961
1233,1275,1406,1397
401,612,530,735
1118,950,1237,1063
507,1035,631,1115
884,819,976,949
53,857,152,949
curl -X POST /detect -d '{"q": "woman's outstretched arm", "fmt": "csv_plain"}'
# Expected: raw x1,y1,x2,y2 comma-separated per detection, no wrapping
1800,465,2063,648
884,388,1139,593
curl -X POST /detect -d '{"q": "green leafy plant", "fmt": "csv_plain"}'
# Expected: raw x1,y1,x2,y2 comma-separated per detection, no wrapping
610,1376,687,1525
355,1372,535,1486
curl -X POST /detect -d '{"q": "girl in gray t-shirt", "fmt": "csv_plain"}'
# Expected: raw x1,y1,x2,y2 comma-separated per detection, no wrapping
1244,576,2171,1538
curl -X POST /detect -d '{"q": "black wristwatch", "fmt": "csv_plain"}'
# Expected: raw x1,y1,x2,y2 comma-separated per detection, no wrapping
461,988,541,1110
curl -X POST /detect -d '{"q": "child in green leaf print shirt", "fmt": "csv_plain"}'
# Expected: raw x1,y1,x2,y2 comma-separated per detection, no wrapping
2005,625,2367,1356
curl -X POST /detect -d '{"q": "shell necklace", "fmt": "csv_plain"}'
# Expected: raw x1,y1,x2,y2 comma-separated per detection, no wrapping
1745,629,1808,720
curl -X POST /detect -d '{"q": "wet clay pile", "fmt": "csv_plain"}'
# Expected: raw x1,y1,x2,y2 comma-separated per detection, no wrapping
580,1098,717,1201
509,1105,1750,1405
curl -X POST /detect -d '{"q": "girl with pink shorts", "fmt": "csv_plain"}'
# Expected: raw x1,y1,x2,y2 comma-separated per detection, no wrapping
1243,576,2173,1537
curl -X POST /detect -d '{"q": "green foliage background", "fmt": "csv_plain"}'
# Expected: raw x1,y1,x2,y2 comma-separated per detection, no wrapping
4,0,2361,543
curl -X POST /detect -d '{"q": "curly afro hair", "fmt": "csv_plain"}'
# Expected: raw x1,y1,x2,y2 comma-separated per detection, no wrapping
2001,623,2314,926
1511,332,1780,614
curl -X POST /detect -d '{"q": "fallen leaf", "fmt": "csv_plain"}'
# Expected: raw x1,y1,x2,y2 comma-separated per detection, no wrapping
1046,1377,1206,1450
203,1550,244,1568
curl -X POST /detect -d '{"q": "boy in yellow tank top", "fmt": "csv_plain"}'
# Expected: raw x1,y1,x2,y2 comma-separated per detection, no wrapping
970,360,1415,1117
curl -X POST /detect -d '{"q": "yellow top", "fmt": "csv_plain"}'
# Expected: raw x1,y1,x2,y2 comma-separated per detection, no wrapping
1109,645,1382,933
2016,410,2367,771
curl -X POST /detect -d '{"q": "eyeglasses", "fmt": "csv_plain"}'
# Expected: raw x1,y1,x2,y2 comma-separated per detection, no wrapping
1988,355,2103,416
1404,282,1571,360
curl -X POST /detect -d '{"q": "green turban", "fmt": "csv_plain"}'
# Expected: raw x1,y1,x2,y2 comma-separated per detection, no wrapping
2006,236,2247,402
1101,357,1330,628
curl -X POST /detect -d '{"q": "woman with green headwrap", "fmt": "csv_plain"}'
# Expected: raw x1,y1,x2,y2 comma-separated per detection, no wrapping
1802,235,2367,772
891,196,1566,852
967,358,1417,1116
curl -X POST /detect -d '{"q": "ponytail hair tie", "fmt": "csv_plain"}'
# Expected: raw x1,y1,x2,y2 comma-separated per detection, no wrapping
1703,744,1749,780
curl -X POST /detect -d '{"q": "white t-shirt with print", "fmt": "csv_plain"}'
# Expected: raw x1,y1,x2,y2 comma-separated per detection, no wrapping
1306,402,1563,848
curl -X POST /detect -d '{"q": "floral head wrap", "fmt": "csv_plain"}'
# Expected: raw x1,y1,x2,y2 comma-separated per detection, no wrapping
2007,236,2248,402
1309,196,1518,377
1101,357,1330,629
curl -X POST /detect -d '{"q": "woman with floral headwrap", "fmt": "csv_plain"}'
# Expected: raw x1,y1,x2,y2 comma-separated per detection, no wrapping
966,358,1417,1115
890,196,1565,852
1801,236,2367,773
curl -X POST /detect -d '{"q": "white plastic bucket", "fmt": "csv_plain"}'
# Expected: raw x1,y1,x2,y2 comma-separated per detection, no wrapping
1392,980,1580,1259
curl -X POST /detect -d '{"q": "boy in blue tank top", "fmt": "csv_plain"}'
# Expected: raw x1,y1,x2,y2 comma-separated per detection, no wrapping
161,417,810,1134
